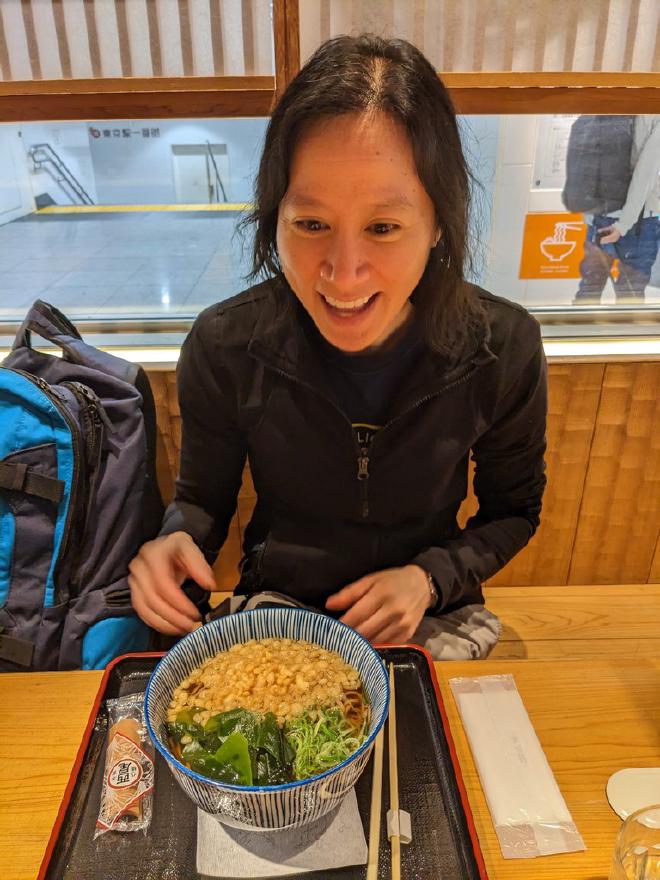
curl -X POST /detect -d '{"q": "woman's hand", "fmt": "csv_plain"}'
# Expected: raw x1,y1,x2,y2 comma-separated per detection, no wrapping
128,532,217,635
325,564,433,643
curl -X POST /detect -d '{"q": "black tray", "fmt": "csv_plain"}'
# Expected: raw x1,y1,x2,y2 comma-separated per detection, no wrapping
39,648,487,879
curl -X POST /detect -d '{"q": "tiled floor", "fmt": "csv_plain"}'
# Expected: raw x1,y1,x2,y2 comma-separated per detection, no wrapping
0,212,253,320
1,212,658,324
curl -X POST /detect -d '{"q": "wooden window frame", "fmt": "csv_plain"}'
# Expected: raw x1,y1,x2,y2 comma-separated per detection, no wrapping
0,0,657,120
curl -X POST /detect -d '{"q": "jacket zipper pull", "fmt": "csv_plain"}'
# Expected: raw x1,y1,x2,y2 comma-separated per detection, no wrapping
357,450,370,518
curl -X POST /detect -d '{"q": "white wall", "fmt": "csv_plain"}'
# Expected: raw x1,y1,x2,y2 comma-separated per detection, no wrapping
21,123,98,205
86,118,267,205
0,126,35,226
18,118,267,207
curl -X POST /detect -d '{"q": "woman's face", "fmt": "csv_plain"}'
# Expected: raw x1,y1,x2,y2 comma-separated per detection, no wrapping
276,112,438,352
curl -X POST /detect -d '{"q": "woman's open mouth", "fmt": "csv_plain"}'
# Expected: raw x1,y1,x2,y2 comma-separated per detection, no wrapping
318,291,380,319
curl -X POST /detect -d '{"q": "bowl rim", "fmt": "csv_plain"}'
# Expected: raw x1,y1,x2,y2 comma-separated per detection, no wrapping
144,607,390,793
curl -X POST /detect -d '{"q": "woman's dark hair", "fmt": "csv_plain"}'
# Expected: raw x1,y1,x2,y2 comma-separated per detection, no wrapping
240,33,484,357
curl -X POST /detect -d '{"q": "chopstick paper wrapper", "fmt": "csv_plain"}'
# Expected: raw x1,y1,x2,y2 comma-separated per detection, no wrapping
449,674,585,859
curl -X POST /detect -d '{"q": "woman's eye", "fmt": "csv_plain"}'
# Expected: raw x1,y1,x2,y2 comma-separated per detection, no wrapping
294,219,327,232
369,223,399,236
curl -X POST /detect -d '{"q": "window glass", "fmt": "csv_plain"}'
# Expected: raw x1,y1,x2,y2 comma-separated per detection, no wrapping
0,114,657,334
466,114,660,313
0,118,266,321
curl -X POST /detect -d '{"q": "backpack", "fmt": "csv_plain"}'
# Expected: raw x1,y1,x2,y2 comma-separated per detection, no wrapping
0,301,164,671
562,115,635,215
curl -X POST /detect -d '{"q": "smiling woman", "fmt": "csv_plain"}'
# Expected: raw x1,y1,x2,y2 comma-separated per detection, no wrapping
276,112,438,352
128,34,547,661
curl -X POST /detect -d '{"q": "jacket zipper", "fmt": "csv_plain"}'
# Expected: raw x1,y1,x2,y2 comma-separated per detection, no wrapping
354,365,478,519
8,369,84,604
357,447,370,518
267,360,479,521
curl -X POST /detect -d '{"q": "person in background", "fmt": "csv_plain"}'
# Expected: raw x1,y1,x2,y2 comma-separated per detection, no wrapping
128,34,547,661
573,116,660,303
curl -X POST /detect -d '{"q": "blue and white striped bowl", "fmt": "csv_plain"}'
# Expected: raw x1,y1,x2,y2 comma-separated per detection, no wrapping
144,608,389,830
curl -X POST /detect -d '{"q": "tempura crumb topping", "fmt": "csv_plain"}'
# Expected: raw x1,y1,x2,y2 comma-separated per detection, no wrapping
167,637,361,725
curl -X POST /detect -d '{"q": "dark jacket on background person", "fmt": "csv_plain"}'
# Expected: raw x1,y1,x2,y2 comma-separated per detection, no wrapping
160,278,547,614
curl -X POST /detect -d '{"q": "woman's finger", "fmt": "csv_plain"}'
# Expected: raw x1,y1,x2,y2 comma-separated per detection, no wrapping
129,581,191,636
173,537,218,591
134,576,200,633
371,622,409,645
325,574,375,611
353,607,395,641
339,585,389,630
134,552,202,622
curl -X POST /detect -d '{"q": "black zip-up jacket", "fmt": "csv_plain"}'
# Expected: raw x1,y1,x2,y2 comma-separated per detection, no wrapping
161,279,547,614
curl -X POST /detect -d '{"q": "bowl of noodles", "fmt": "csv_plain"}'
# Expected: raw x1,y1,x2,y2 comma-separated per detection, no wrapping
144,607,389,830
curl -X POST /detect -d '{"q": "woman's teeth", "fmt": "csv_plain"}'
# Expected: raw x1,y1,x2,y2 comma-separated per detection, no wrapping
321,293,375,310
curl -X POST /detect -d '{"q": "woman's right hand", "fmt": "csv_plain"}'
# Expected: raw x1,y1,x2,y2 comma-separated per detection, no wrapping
128,531,217,635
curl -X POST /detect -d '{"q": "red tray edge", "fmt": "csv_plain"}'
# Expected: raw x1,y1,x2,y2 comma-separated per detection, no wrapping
37,647,489,880
391,643,490,880
37,652,164,880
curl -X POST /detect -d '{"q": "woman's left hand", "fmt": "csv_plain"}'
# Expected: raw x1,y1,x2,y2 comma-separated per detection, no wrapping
325,564,432,643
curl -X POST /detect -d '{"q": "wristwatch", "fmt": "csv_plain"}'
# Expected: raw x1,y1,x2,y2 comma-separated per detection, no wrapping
423,570,439,610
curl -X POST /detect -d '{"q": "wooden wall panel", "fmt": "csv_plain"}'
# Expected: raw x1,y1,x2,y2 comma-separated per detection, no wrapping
456,459,478,528
212,516,243,590
569,363,660,585
650,538,660,584
148,370,178,505
488,363,604,586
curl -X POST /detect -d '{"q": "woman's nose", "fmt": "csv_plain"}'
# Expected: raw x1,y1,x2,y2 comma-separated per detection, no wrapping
320,234,369,289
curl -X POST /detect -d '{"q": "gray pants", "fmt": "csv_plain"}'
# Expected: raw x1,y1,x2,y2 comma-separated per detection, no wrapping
220,594,501,661
410,604,501,660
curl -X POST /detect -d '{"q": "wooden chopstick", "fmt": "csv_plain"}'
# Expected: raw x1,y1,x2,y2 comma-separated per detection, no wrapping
366,726,384,880
388,662,401,880
367,663,401,880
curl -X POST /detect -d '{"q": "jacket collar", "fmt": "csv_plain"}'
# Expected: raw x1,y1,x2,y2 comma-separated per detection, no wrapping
247,278,497,416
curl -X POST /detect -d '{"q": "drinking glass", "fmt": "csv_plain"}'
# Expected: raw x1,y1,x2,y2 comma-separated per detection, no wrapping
610,805,660,880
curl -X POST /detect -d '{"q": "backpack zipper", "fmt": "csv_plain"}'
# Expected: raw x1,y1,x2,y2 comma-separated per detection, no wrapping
8,369,84,604
61,382,109,591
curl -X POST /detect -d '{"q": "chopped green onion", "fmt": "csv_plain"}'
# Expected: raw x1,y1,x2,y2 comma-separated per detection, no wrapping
285,707,366,780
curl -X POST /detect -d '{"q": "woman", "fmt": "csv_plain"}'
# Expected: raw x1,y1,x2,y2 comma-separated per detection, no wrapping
128,34,547,658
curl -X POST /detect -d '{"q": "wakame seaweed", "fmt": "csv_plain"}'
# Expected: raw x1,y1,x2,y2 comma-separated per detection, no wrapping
166,707,296,786
166,703,368,786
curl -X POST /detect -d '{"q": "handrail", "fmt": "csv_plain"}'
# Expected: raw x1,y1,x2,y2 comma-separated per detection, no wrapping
205,141,228,203
28,143,94,206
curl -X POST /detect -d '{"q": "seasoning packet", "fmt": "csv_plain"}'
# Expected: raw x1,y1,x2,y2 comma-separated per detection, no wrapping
94,693,155,838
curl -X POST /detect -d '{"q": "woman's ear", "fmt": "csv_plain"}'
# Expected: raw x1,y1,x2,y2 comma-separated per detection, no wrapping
433,229,442,248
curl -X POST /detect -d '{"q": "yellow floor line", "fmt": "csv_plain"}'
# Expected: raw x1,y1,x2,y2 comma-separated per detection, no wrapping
36,203,252,214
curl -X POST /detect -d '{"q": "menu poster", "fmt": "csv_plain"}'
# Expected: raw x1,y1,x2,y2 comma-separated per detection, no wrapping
532,115,579,190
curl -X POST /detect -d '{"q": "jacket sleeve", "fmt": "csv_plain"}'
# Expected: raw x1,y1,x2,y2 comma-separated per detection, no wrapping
411,325,547,612
159,309,247,562
613,117,660,236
